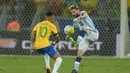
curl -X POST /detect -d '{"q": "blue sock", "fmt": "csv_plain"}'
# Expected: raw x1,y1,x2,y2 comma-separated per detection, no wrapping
74,57,82,71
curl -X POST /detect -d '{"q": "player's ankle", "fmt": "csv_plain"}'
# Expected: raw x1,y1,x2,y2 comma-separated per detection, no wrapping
46,65,50,69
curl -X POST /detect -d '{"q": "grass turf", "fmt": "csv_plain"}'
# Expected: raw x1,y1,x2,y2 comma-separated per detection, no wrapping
0,56,130,73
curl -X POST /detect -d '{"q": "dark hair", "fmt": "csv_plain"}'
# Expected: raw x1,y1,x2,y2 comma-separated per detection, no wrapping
46,12,54,16
69,5,79,10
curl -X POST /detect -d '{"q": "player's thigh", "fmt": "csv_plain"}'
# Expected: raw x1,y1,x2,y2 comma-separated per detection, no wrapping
36,49,46,55
88,29,99,41
78,38,89,56
52,52,61,60
46,46,60,60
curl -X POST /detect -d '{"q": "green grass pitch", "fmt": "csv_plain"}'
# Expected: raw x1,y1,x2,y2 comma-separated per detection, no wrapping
0,56,130,73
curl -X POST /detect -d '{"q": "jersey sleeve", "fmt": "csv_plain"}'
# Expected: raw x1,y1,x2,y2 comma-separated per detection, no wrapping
73,18,80,28
51,24,58,34
80,11,86,16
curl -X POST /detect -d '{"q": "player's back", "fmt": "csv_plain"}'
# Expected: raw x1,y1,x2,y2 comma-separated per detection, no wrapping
33,20,57,49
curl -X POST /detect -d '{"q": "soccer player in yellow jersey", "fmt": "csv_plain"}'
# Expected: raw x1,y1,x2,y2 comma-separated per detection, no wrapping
30,12,62,73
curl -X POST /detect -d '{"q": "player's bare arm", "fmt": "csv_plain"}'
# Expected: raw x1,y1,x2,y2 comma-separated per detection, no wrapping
52,33,60,45
77,11,88,19
79,11,89,32
30,31,36,54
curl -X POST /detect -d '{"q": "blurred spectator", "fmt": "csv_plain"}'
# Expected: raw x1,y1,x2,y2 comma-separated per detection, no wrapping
34,0,47,13
96,0,109,17
62,5,70,17
64,0,80,6
7,19,21,32
108,0,120,17
18,0,36,28
80,0,97,14
50,0,63,16
96,0,120,17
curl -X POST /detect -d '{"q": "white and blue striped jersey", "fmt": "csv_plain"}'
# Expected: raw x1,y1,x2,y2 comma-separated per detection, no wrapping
73,11,95,30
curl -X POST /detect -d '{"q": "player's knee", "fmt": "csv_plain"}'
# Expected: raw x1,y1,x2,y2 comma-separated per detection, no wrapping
52,52,61,60
77,49,84,56
56,57,62,63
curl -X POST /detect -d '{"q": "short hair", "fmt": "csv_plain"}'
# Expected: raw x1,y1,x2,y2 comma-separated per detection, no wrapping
69,5,79,10
46,12,54,17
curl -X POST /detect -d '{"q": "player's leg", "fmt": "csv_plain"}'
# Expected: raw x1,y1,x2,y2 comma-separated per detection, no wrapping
72,29,99,73
90,29,99,41
51,52,62,73
87,27,99,42
72,37,89,73
46,46,62,73
37,49,51,73
44,54,51,73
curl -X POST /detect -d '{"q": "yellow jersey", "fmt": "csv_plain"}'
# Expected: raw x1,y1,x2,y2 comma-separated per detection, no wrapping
32,20,58,49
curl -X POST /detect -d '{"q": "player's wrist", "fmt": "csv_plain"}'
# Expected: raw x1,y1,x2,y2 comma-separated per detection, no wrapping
52,41,56,45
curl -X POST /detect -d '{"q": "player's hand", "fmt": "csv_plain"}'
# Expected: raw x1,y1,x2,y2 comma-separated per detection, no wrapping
51,41,56,46
30,45,35,55
77,16,81,21
65,35,70,40
82,26,88,32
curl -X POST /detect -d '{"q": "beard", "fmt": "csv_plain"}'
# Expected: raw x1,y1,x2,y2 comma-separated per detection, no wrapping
74,14,80,18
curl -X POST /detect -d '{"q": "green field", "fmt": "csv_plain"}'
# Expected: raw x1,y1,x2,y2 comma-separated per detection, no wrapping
0,56,130,73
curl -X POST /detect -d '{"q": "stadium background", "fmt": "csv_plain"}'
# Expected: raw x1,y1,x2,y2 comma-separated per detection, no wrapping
0,0,130,73
0,0,129,56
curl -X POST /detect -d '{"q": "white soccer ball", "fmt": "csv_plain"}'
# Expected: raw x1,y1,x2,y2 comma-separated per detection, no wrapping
64,25,75,35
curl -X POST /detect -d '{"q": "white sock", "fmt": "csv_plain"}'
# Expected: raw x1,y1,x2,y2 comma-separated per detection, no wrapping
52,57,62,73
74,61,80,71
44,54,50,69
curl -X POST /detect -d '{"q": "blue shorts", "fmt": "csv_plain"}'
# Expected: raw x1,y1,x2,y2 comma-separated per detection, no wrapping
36,45,58,57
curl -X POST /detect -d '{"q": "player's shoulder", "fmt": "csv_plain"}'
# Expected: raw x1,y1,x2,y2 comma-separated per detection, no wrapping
47,21,56,27
43,20,51,24
80,10,88,14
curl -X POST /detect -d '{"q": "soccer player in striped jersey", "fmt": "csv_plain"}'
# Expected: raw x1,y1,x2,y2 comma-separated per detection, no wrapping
67,5,99,73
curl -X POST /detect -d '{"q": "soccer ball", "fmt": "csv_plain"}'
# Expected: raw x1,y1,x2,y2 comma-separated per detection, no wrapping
64,25,75,35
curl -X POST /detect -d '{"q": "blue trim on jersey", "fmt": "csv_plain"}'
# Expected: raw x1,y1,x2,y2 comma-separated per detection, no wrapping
37,45,58,57
79,30,86,37
80,11,95,29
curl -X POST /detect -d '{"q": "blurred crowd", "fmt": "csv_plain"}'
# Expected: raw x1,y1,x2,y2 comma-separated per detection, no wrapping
0,0,128,31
